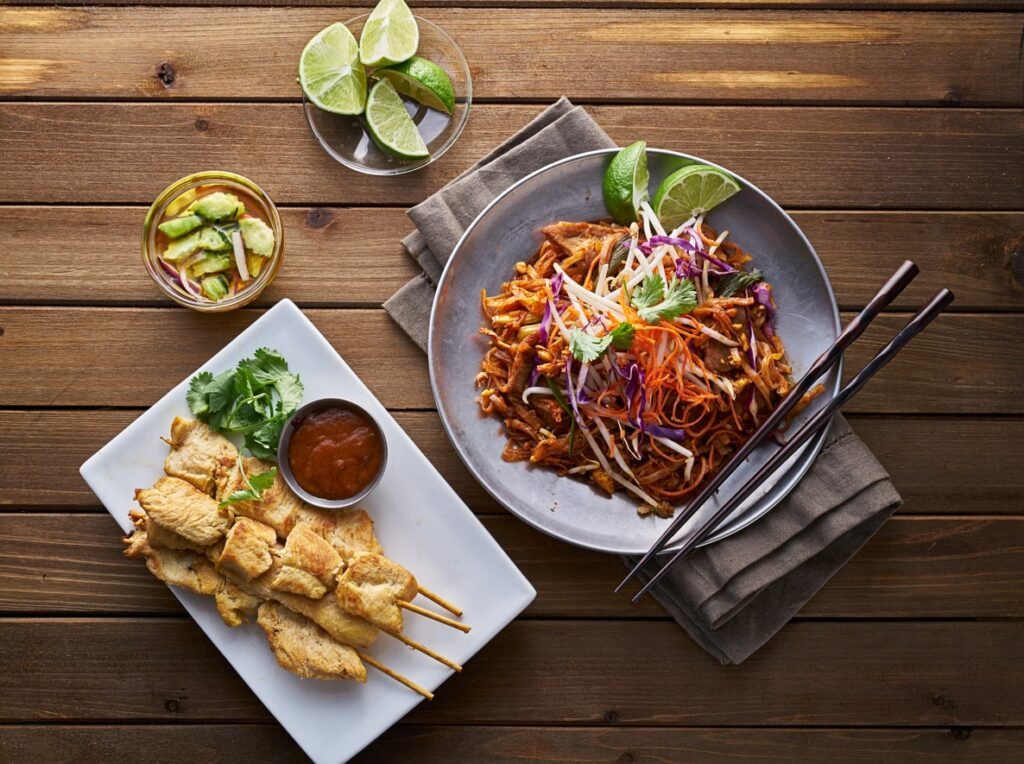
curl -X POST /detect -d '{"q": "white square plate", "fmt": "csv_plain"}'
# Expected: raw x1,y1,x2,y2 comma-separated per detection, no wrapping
80,299,536,764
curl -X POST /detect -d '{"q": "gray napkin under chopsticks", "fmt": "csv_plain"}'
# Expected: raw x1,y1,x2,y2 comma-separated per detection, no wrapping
384,98,902,665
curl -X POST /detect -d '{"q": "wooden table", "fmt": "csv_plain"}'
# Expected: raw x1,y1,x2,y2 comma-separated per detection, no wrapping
1,1,1023,761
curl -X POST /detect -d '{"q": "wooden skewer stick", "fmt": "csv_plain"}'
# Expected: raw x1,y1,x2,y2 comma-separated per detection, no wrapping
389,631,463,672
396,600,472,633
357,651,433,700
417,585,463,617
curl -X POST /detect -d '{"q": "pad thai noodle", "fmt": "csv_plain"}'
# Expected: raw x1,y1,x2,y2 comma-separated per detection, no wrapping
476,203,820,517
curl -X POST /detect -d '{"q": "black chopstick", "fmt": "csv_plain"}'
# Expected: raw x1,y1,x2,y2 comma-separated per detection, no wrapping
615,260,920,593
630,287,955,602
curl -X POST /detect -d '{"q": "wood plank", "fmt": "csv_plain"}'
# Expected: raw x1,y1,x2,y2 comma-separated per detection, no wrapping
0,619,1020,724
359,726,1024,763
1,513,1021,619
2,8,1020,105
8,0,1024,8
0,410,1020,514
1,104,1020,209
3,207,1022,311
3,725,1022,764
7,0,1024,9
0,308,1020,413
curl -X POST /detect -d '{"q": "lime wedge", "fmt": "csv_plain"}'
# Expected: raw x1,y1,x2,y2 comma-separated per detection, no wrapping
374,56,455,115
653,164,741,228
603,141,649,225
359,0,419,68
299,22,367,115
365,79,429,159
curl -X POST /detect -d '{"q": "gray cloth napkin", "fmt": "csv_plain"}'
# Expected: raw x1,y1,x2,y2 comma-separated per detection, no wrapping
384,98,902,665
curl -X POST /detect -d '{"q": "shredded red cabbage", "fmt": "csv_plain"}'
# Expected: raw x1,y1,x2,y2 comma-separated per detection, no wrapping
646,424,688,442
648,234,700,254
752,282,776,338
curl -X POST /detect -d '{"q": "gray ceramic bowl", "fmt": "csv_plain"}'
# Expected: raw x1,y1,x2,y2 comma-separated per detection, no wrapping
277,397,388,509
428,148,841,555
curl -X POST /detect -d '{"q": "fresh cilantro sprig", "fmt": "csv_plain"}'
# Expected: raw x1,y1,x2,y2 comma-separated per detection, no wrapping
545,378,577,457
716,269,763,298
186,347,303,460
631,274,697,323
568,322,635,363
219,466,277,508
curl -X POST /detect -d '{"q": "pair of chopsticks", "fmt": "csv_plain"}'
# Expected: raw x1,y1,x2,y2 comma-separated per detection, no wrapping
617,260,954,602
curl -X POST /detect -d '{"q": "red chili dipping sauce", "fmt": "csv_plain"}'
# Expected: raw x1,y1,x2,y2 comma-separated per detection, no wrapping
287,407,383,500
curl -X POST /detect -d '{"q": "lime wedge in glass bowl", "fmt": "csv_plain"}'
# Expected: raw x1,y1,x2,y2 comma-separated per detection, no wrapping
298,22,367,115
374,56,455,115
365,79,430,159
302,15,471,176
359,0,420,68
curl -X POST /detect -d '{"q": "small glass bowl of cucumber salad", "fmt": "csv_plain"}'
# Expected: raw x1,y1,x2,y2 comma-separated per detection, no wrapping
142,171,283,311
299,0,472,176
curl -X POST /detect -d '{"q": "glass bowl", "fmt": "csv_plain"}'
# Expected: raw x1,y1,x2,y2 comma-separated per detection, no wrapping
142,171,284,312
303,15,472,176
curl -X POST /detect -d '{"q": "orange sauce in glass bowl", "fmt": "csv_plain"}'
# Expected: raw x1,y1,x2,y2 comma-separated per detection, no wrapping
287,407,384,500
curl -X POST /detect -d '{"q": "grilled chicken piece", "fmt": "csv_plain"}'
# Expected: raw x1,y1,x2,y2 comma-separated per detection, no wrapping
135,476,231,547
214,583,261,627
336,553,418,633
225,556,379,649
123,525,221,597
541,221,623,270
280,525,343,587
216,517,276,581
163,417,239,496
270,565,327,600
219,457,300,538
257,603,367,682
295,506,382,563
128,509,204,552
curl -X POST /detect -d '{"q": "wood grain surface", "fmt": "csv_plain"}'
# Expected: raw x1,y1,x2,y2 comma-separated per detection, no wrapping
4,206,1023,310
0,308,1021,412
1,410,1020,514
2,104,1021,208
3,725,1022,764
1,513,1021,618
2,1,1021,760
2,8,1020,104
1,619,1021,725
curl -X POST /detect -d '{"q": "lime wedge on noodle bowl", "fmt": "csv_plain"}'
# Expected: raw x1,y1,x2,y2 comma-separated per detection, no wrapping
652,165,741,229
603,141,649,226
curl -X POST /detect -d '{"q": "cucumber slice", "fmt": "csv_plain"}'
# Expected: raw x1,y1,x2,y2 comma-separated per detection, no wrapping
191,253,233,277
201,274,230,301
158,214,203,239
162,230,203,262
194,192,245,223
239,217,275,257
197,226,231,252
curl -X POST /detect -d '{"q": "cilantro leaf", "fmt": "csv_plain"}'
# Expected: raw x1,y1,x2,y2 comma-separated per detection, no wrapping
569,322,636,363
632,274,697,323
183,347,303,461
219,467,277,508
608,322,635,350
186,371,214,416
569,330,610,364
716,269,763,298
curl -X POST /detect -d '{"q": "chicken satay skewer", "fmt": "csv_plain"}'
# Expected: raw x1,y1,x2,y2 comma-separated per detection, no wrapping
396,599,472,633
357,651,434,700
417,585,463,617
390,632,462,672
